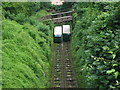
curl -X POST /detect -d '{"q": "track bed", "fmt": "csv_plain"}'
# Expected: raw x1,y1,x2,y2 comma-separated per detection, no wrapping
50,42,78,88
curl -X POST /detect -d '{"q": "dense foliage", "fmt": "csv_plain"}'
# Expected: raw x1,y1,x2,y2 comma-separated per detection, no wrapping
2,2,54,88
2,2,120,89
0,2,2,89
71,2,120,89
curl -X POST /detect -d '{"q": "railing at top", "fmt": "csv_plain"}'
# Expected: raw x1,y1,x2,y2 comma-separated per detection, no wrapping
51,11,73,16
53,16,72,24
37,10,73,23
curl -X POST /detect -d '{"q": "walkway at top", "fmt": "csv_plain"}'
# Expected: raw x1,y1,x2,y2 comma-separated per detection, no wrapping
37,10,73,24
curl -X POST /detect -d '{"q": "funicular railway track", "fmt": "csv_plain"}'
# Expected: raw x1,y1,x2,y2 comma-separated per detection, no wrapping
50,42,78,88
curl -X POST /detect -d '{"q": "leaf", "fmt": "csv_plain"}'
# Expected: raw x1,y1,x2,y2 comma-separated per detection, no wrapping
106,69,115,74
95,48,100,51
112,54,116,59
114,71,119,79
114,45,119,49
102,46,109,50
91,75,98,80
105,33,110,36
112,64,118,67
103,61,106,64
115,80,120,85
107,51,113,54
109,85,116,88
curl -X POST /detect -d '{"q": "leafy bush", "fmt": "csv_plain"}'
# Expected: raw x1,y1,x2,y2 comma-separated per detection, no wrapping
72,2,120,89
2,2,54,88
2,19,52,88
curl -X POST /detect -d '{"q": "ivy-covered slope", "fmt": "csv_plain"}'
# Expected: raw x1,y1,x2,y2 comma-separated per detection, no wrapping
71,2,120,89
2,2,54,88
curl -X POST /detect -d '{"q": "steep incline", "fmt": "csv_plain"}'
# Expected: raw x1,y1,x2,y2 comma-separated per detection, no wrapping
50,42,78,88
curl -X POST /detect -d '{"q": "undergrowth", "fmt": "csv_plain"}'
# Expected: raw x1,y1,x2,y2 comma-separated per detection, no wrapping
2,2,54,88
72,2,120,89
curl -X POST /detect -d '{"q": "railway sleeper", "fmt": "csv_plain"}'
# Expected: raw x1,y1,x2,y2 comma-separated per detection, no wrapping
66,74,72,77
56,51,60,53
56,71,61,74
65,45,69,47
53,76,60,79
65,63,71,66
66,83,76,88
66,79,74,83
56,48,60,50
56,61,60,63
53,75,61,79
56,61,61,63
56,64,60,66
66,80,75,84
66,67,72,70
56,69,61,72
53,84,61,87
66,66,71,70
66,47,69,49
55,67,60,70
66,84,74,88
56,54,60,56
65,61,71,64
55,70,61,73
65,61,71,63
66,63,71,67
56,62,60,64
56,51,60,54
66,74,73,77
66,64,71,67
56,60,61,63
54,83,61,87
56,53,60,55
66,72,72,74
56,49,60,52
65,59,71,61
65,45,69,48
55,65,60,68
52,84,61,88
66,58,70,61
57,59,60,61
65,49,69,51
67,69,72,72
66,77,73,81
65,51,69,53
54,77,60,81
66,82,74,86
56,49,60,51
56,45,60,48
54,81,61,84
65,67,71,69
66,54,69,56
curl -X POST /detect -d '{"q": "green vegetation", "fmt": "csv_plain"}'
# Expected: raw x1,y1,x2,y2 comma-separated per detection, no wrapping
0,2,2,89
71,2,120,89
2,2,54,88
2,2,120,89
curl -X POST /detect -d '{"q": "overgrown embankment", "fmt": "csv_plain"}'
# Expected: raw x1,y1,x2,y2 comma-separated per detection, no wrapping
71,2,120,89
2,2,54,88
